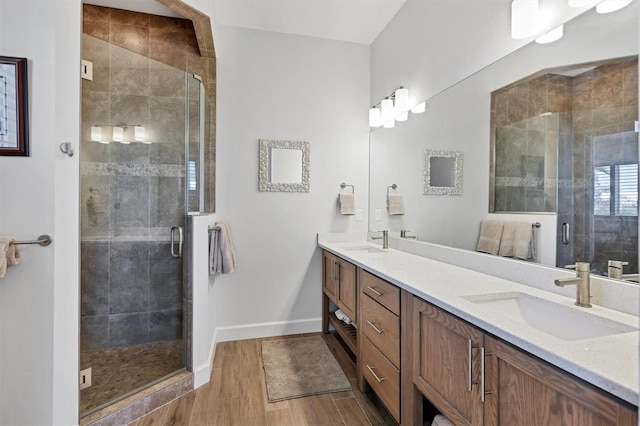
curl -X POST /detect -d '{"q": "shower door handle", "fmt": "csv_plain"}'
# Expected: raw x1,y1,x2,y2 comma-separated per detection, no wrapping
562,223,570,245
170,226,183,258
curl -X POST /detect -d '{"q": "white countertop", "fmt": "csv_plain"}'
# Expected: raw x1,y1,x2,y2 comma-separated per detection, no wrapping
318,235,640,406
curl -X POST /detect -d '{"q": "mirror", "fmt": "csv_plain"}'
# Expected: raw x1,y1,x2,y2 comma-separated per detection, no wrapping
423,149,462,195
369,3,638,282
258,139,310,192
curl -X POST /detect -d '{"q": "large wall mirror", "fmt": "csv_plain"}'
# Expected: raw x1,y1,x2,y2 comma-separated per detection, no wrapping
369,3,639,283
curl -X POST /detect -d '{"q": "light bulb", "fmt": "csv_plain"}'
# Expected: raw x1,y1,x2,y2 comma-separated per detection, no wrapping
394,87,409,112
536,25,564,44
396,111,408,122
411,102,426,114
112,126,124,142
596,0,632,13
369,107,382,127
90,126,102,142
511,0,539,39
134,126,145,142
380,99,394,122
383,119,395,128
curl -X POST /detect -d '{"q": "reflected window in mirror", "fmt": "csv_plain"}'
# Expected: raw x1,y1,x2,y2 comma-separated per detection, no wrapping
423,149,463,195
258,139,310,192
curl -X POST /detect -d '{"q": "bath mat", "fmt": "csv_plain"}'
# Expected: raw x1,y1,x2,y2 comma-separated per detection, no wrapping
261,335,352,402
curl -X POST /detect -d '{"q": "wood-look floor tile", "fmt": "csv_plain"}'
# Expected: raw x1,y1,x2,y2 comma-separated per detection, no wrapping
163,390,195,425
187,384,210,425
289,393,344,426
266,407,295,426
334,397,372,426
137,404,169,426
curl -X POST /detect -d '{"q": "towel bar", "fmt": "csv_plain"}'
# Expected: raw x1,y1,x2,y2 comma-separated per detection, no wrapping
340,182,355,193
10,235,52,246
532,222,541,228
208,226,221,233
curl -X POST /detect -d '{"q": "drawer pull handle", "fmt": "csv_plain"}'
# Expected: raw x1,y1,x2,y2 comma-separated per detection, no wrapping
366,285,383,296
367,320,384,334
366,365,385,383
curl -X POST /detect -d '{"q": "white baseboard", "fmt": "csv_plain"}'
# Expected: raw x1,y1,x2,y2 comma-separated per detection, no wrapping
192,318,322,388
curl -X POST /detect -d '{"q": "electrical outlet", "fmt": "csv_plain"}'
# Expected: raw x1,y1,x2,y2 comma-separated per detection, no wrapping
355,209,363,221
375,209,382,221
79,367,92,390
81,60,93,81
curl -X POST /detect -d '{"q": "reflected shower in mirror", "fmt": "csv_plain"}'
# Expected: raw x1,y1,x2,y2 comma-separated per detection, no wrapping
369,3,638,282
258,139,310,192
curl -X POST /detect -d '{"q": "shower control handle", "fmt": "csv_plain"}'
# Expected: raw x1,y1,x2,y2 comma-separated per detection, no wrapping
171,226,183,258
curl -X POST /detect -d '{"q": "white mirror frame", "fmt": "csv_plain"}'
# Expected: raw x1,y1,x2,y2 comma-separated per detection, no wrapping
423,149,463,195
258,139,310,192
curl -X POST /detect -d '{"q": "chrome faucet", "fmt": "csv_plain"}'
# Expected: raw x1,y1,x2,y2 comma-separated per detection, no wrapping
607,260,628,279
372,230,389,249
554,262,592,308
400,230,417,239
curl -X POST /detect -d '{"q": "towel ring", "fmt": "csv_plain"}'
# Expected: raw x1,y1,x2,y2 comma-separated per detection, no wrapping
340,182,355,194
386,184,398,207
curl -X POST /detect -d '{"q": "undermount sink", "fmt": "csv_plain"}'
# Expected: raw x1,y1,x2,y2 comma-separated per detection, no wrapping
462,292,638,341
341,246,386,254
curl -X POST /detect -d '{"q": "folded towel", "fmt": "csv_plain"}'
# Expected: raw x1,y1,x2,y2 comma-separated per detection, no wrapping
433,414,454,426
339,193,355,215
0,237,21,278
335,309,352,325
88,194,106,214
476,220,504,255
388,193,405,215
209,222,237,274
499,221,534,260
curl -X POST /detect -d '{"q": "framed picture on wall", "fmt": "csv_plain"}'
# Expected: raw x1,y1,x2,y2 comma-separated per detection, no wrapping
0,56,28,156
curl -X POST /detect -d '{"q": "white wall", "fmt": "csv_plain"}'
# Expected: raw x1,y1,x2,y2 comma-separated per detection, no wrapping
211,25,370,340
371,0,592,113
0,1,81,425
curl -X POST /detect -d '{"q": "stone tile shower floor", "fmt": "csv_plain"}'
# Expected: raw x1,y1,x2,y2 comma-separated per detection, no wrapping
80,340,184,414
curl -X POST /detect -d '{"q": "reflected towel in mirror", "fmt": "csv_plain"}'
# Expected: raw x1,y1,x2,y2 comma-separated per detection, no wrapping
388,194,405,215
476,220,504,255
0,237,21,278
210,222,237,274
339,193,355,215
499,221,534,260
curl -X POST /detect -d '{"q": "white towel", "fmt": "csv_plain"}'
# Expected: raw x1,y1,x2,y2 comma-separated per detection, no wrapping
499,221,534,260
209,222,237,274
339,193,355,215
476,220,504,255
388,193,405,215
334,309,352,325
433,414,454,426
0,237,21,278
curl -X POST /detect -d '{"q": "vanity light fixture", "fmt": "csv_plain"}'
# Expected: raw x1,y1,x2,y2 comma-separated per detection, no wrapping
596,0,633,13
411,102,426,114
536,24,564,44
90,124,147,144
511,0,539,39
369,86,414,128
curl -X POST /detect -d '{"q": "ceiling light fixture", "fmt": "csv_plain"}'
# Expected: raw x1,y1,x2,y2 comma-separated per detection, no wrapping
536,24,564,44
596,0,633,13
511,0,539,39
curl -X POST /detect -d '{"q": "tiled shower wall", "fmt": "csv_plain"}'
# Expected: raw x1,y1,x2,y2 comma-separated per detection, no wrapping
570,58,638,275
80,6,213,350
492,73,573,213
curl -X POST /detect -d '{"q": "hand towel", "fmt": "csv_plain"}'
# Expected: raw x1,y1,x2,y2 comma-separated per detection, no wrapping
209,221,237,274
499,221,534,260
0,237,20,278
476,220,504,255
388,193,405,215
339,193,355,215
432,414,454,426
334,309,352,325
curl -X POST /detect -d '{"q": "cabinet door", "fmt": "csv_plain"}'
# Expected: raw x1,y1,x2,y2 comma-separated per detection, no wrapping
337,259,357,322
413,297,484,426
323,252,338,300
484,336,638,426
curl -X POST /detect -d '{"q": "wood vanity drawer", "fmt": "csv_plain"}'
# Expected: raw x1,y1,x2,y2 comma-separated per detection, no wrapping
361,293,400,368
361,335,400,423
361,270,400,315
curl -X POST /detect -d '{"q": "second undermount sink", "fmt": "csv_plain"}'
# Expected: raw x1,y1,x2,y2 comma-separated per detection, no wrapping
341,246,386,254
462,292,638,341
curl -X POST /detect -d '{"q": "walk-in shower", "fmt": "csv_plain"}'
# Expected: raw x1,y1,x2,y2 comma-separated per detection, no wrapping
79,31,209,415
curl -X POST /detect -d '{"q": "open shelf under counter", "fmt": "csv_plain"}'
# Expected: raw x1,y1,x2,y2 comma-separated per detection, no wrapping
328,312,357,355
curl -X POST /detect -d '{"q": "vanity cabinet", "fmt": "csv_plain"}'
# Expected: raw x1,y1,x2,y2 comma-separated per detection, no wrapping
359,270,402,422
412,296,638,426
322,251,358,353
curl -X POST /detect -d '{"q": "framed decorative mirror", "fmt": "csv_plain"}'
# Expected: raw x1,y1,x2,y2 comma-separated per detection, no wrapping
259,139,310,192
423,149,463,195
